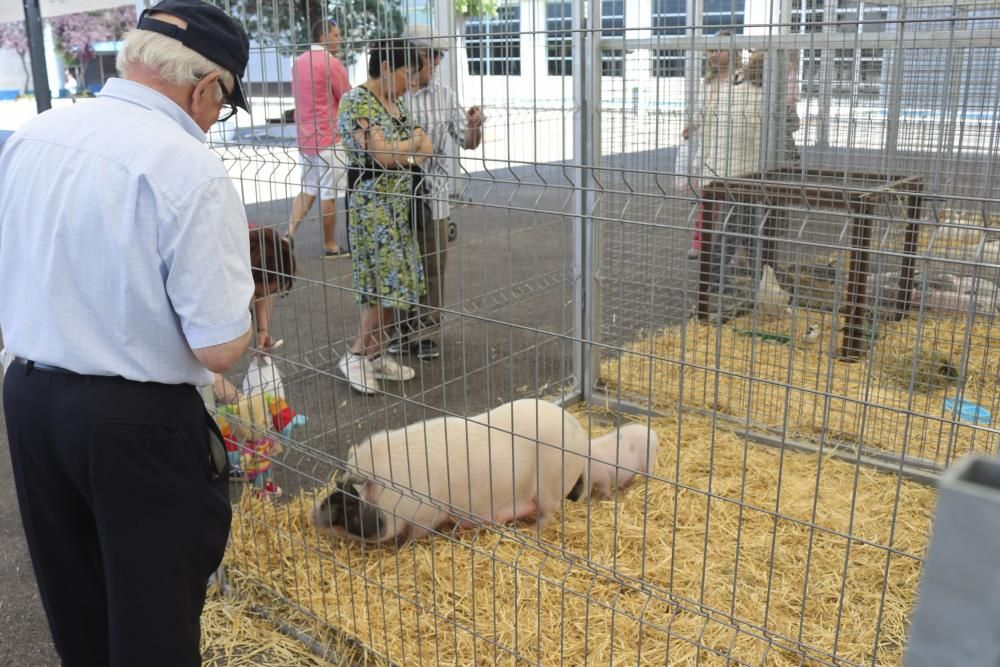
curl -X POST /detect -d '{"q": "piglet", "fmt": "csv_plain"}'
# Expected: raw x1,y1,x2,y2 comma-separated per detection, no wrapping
588,424,659,499
312,399,591,544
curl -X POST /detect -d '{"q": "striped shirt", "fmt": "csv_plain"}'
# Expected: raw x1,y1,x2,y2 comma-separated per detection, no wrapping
404,79,472,221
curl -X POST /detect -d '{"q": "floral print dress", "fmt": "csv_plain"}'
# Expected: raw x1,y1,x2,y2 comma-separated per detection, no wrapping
337,86,425,309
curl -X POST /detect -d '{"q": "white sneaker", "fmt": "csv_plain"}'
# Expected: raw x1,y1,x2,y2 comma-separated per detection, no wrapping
337,353,379,394
370,354,416,382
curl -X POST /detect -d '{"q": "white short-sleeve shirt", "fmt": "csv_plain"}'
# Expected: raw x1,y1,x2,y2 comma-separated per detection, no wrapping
0,78,253,386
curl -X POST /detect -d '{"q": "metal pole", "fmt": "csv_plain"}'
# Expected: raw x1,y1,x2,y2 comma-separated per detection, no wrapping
22,0,51,114
883,1,908,171
816,40,833,149
762,0,791,169
684,0,704,174
571,0,598,402
584,0,601,401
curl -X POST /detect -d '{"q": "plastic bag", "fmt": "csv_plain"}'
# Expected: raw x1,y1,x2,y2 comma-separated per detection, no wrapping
674,136,701,191
242,354,285,400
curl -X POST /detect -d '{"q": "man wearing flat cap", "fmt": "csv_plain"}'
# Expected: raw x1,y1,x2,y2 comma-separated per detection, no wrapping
0,1,255,664
391,25,483,361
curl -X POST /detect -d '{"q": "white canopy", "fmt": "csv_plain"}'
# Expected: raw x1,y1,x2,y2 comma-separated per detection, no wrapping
0,0,139,25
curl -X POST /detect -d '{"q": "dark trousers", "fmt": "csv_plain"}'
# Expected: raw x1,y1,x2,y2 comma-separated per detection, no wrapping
3,365,231,667
400,216,449,338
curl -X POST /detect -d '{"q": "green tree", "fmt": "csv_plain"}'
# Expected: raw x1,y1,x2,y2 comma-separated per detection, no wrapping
231,0,404,65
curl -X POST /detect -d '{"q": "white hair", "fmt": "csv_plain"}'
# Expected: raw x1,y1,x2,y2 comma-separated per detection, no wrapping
116,29,234,101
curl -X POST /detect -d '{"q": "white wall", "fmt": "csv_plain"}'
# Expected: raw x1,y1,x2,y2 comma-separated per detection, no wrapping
247,41,294,86
0,48,28,93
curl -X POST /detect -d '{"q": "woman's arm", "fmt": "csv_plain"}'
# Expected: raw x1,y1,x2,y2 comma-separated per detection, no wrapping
354,118,433,169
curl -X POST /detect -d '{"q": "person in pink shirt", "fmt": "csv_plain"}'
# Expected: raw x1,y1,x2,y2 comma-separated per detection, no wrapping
286,18,351,257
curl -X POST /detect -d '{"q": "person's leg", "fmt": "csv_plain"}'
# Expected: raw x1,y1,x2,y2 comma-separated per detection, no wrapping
5,370,230,667
403,217,448,359
287,192,317,240
342,304,414,390
288,151,319,240
4,368,111,667
368,307,415,381
420,217,448,330
83,379,230,667
319,198,339,253
320,146,348,256
351,303,387,356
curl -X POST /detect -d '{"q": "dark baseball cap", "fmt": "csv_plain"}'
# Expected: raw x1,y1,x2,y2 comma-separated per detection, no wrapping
137,0,251,112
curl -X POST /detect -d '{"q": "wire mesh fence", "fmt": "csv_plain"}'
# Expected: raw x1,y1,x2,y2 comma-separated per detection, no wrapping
203,0,999,663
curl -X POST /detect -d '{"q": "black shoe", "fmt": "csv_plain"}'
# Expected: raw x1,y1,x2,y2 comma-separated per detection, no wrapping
409,339,440,360
385,337,408,355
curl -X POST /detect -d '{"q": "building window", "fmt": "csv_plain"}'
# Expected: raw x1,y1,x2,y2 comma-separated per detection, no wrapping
404,0,432,27
466,5,522,76
546,1,573,76
651,0,685,35
703,0,745,34
651,50,686,77
651,0,685,77
650,0,744,76
793,0,886,95
602,0,626,77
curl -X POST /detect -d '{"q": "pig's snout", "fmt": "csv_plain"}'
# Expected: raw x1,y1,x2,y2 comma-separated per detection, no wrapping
313,487,384,541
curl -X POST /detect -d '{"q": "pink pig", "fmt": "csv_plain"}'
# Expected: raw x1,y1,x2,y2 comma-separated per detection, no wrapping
588,424,660,499
312,400,592,544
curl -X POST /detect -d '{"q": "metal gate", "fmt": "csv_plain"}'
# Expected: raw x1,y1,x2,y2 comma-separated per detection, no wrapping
209,0,1000,662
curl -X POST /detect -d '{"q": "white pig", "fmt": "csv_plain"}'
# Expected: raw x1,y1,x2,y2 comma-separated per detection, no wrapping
587,424,659,499
312,399,592,543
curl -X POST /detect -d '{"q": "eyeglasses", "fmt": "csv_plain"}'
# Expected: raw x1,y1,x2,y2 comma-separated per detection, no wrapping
216,79,238,123
197,73,238,123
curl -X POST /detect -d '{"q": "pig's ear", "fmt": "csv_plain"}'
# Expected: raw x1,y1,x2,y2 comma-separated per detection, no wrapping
356,479,379,502
314,490,346,529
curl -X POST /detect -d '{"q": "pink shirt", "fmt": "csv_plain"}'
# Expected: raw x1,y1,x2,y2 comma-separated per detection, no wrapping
292,46,351,154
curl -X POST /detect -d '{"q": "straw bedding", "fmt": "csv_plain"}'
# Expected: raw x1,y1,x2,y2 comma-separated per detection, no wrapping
201,577,384,666
600,313,999,466
219,411,936,666
200,588,331,665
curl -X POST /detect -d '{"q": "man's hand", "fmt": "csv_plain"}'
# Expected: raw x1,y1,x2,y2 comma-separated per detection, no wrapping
465,107,483,128
463,106,484,150
467,106,483,128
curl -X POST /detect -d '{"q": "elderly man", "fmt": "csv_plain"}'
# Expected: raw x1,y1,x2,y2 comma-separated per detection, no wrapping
0,1,254,664
390,25,483,360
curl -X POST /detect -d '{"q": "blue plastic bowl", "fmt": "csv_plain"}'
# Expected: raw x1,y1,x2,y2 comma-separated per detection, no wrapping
944,398,992,425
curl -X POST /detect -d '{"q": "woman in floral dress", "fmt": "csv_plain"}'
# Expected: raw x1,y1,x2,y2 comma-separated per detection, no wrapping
336,39,433,394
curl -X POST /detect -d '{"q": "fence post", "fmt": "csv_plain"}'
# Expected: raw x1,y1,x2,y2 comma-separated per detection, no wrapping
22,0,51,113
905,455,1000,666
882,3,907,173
572,0,599,403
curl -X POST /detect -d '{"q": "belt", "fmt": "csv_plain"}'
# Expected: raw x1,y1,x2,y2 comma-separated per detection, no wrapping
13,357,77,375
